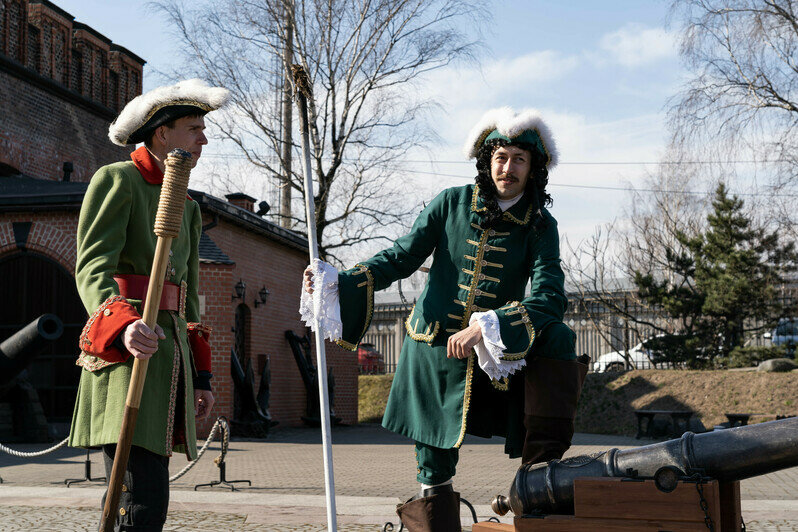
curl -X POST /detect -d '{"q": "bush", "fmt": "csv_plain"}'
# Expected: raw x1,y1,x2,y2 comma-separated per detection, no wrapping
716,345,796,368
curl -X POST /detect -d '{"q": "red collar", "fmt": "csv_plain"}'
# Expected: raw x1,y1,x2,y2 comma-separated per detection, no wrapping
131,146,163,185
130,147,193,199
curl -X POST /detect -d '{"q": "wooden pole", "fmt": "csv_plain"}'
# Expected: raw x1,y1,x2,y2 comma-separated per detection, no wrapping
99,149,193,531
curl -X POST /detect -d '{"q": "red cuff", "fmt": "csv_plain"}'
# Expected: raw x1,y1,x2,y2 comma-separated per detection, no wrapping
79,296,140,363
187,323,212,373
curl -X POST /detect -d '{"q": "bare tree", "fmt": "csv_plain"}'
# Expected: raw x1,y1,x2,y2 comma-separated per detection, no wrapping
563,160,710,367
667,0,798,229
154,0,485,265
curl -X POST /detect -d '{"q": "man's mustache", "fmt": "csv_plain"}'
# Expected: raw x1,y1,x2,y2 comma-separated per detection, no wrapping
497,173,518,182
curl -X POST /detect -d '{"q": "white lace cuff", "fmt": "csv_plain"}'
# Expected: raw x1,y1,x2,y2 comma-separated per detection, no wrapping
470,311,526,381
299,259,343,341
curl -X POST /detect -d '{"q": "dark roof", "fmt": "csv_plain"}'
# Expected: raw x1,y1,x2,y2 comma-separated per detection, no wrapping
189,189,308,253
0,176,87,210
0,176,308,253
199,231,234,265
72,21,113,46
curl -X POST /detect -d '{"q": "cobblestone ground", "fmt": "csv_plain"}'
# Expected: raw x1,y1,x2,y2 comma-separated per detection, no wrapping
0,506,794,531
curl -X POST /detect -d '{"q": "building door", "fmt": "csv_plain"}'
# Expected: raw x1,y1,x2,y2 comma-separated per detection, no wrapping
0,252,86,428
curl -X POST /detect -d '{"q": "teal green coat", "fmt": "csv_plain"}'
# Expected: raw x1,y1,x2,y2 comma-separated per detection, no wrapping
68,159,203,460
338,185,574,455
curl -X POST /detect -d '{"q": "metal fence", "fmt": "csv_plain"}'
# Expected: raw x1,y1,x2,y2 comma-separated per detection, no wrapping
361,288,797,373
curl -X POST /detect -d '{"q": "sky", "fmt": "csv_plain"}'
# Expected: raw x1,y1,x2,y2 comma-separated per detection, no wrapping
54,0,687,253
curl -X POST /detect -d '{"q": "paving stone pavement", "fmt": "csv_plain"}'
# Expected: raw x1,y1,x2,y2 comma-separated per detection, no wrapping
0,423,796,530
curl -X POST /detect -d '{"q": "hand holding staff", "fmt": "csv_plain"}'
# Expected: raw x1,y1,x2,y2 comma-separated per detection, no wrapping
100,149,194,532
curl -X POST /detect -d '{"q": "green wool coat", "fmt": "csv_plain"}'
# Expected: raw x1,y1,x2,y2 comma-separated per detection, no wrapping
68,160,202,460
337,185,575,456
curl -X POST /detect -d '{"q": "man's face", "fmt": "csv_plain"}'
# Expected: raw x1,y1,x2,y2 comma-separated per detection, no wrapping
490,145,532,200
160,115,208,168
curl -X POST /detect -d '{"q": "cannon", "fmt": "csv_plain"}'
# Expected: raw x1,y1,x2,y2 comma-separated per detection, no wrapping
0,314,63,442
0,314,63,387
492,416,798,518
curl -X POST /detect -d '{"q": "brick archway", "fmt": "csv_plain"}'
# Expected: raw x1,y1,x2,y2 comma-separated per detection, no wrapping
0,251,86,430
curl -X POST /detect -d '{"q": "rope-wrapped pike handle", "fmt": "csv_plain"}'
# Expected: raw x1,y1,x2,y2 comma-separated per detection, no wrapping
155,148,193,238
291,64,313,100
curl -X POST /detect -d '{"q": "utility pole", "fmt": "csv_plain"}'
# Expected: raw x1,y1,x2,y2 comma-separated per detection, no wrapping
280,0,294,229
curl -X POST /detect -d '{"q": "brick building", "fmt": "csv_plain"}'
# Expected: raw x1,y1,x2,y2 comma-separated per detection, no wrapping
0,0,356,441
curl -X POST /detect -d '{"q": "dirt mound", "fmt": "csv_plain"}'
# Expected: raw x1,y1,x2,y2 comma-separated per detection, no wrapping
359,370,798,436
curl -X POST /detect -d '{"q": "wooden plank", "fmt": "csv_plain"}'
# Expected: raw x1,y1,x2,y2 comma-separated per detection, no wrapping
719,480,742,532
471,523,513,531
513,515,718,531
573,477,721,523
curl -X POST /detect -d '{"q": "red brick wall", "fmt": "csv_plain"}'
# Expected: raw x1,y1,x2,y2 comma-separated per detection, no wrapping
0,212,77,273
0,0,142,181
0,208,358,438
195,217,358,436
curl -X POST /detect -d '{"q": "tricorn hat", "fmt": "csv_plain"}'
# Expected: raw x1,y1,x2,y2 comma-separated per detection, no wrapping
463,107,559,169
108,79,230,146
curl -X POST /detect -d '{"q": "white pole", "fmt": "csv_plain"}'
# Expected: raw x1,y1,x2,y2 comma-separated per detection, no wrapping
296,72,338,532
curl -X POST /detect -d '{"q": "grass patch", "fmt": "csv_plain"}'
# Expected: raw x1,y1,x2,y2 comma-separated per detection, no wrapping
358,374,393,423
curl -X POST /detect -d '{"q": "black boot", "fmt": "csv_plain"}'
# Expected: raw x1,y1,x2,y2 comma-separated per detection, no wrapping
522,354,589,465
396,484,461,532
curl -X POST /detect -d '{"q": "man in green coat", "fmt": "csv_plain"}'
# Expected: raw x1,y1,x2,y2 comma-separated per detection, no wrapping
69,79,228,531
303,108,588,531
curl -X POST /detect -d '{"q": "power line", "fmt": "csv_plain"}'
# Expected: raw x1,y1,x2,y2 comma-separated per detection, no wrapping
395,168,798,198
202,152,792,165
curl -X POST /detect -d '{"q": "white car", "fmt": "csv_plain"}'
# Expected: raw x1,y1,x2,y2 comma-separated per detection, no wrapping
592,339,660,372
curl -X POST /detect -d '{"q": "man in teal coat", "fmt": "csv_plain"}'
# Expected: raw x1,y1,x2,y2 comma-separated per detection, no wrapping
303,108,588,531
69,79,228,531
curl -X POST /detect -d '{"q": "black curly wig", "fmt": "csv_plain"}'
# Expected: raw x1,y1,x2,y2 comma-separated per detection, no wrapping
475,138,552,231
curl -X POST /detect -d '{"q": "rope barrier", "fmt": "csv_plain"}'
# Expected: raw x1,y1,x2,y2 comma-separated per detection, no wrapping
0,415,229,481
169,416,228,483
0,437,68,458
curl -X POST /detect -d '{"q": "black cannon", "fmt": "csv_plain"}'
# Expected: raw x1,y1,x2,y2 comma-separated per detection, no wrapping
492,416,798,517
230,349,278,437
0,314,63,387
0,314,63,442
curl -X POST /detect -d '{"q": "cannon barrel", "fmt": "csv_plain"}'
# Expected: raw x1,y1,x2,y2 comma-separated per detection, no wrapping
0,314,63,386
493,416,798,516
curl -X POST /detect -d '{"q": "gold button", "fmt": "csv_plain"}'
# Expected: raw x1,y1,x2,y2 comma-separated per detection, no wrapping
523,316,530,323
474,289,482,296
121,485,128,492
481,260,488,266
197,331,203,337
489,229,496,236
84,340,92,346
103,308,111,316
479,274,486,280
119,508,126,516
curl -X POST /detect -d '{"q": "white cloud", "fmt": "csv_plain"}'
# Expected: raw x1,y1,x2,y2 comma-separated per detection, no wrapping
598,24,677,67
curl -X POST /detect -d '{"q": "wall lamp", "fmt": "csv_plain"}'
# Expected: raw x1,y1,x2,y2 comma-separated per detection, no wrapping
232,279,246,301
254,286,270,307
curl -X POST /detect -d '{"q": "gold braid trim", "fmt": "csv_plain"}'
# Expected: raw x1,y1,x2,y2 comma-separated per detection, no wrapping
404,306,440,345
491,377,509,391
471,185,487,213
454,353,475,448
334,264,374,352
502,203,534,226
499,302,536,361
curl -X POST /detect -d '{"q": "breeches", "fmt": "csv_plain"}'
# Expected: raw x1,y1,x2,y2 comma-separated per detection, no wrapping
414,441,459,485
101,444,170,532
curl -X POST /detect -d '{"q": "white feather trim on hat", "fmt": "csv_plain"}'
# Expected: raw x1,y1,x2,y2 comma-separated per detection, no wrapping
108,79,230,146
462,107,559,169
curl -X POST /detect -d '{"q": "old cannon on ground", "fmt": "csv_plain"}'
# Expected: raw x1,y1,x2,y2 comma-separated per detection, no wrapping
485,416,798,531
0,314,63,442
